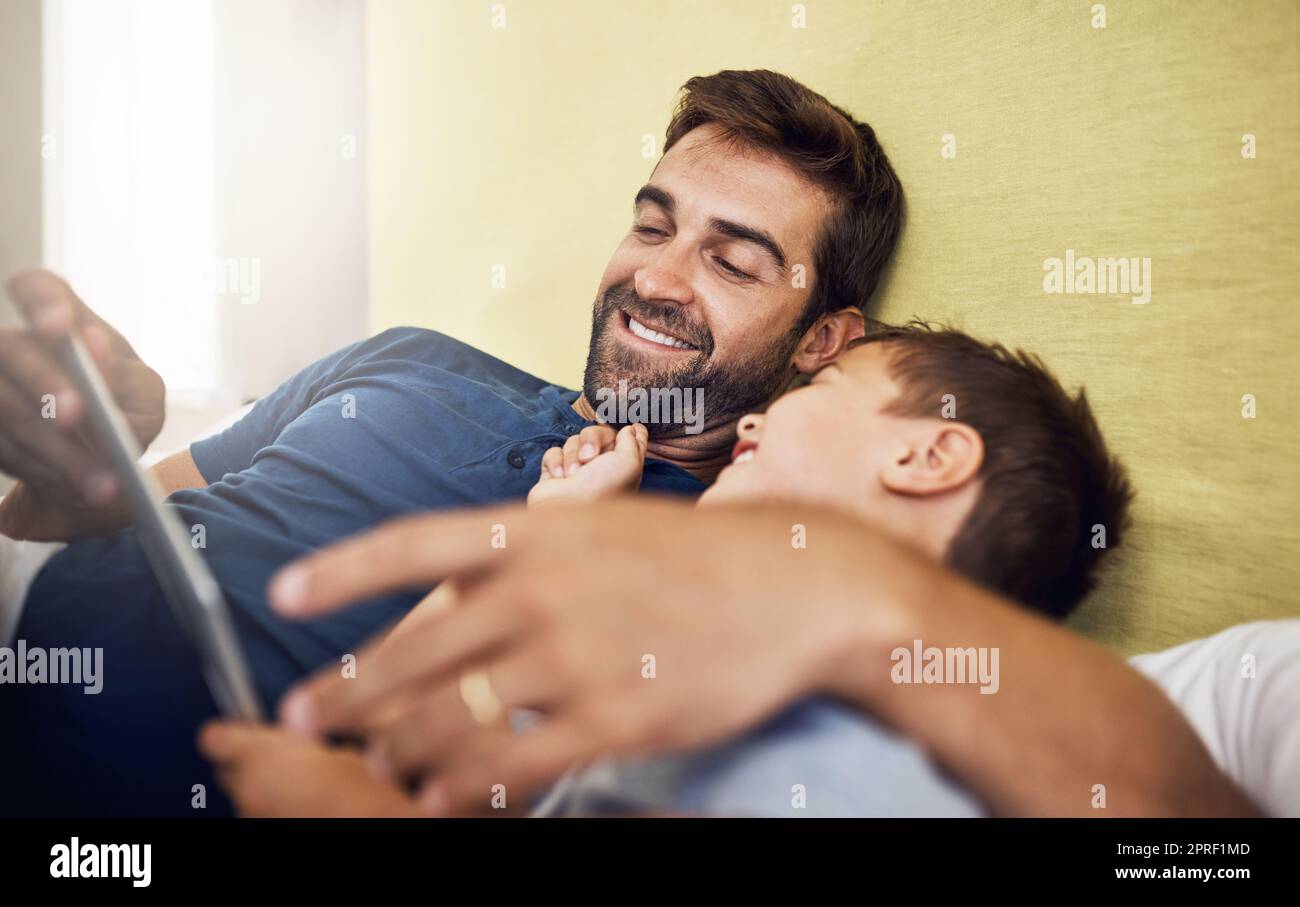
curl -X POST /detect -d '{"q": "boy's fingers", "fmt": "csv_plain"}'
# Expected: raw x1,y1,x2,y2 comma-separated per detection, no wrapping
615,424,649,461
197,720,267,764
561,434,581,476
540,446,563,479
577,424,615,462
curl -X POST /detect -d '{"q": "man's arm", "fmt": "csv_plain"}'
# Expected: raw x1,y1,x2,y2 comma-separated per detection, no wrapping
820,560,1257,816
149,448,207,496
1,447,208,542
264,499,1255,817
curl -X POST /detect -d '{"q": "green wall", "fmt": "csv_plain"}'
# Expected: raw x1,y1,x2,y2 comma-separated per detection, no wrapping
368,0,1300,654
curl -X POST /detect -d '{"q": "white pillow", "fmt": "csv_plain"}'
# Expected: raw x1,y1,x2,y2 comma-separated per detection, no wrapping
1131,620,1300,817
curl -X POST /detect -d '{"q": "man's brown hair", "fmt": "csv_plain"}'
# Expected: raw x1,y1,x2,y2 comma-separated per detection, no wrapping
863,322,1134,619
664,69,904,333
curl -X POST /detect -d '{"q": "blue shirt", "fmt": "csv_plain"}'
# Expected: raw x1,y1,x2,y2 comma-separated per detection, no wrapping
6,328,704,815
533,699,984,818
31,326,706,701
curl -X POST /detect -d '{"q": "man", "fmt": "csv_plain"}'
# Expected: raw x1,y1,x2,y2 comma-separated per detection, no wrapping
0,70,903,815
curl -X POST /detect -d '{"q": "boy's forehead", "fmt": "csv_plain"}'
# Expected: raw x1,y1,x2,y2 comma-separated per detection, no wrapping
836,343,904,400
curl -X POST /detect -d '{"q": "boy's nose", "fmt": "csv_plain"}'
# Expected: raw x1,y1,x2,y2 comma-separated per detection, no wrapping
737,414,764,439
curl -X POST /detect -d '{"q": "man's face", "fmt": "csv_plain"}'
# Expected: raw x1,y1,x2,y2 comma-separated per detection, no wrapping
583,124,835,437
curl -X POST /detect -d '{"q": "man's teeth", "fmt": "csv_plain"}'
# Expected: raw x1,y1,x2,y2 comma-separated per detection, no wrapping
629,317,694,350
734,450,755,464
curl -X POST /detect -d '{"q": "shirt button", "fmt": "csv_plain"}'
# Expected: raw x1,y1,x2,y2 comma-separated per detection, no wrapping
507,450,526,469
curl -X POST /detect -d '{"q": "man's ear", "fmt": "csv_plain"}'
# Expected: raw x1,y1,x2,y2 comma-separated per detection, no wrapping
880,422,984,496
791,307,866,373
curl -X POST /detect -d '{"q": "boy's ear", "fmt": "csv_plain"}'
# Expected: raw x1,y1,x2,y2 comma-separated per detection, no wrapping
791,307,865,373
880,422,984,496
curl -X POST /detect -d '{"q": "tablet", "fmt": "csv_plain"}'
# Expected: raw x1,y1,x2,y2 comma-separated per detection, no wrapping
58,334,264,721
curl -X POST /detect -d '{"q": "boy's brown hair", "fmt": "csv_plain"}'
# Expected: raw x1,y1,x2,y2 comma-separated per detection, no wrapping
862,322,1134,618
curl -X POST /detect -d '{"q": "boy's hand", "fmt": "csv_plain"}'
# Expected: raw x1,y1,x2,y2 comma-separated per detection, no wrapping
526,423,648,508
198,721,422,818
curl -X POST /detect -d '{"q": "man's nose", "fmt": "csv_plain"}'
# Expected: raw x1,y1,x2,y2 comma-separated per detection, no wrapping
634,244,695,307
737,414,764,440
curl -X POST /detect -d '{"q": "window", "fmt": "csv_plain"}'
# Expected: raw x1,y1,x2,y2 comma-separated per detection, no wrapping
43,0,224,404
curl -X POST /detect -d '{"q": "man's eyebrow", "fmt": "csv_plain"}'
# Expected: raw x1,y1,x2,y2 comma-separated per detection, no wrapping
633,184,789,275
707,217,788,274
634,184,674,214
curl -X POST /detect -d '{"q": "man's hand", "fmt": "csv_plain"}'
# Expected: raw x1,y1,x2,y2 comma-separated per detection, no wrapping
198,721,422,818
526,423,648,508
268,499,886,815
0,270,165,540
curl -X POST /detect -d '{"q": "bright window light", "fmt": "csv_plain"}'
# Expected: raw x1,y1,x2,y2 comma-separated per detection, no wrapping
43,0,219,401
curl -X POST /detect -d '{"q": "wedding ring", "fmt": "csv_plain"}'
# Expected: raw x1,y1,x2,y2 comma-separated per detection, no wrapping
459,669,503,726
418,580,503,725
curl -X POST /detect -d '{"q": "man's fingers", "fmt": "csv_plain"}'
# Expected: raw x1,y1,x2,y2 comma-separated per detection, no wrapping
269,505,526,617
367,638,572,780
80,323,119,369
371,684,510,781
280,582,526,735
419,715,598,816
481,641,575,711
0,374,101,491
0,330,83,424
4,270,83,338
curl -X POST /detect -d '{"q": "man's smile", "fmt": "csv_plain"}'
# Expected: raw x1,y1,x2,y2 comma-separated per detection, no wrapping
619,309,699,353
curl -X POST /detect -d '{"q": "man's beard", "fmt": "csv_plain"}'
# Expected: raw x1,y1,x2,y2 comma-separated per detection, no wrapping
581,284,801,439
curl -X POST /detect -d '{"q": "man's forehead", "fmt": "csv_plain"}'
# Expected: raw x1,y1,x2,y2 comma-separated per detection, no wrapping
649,126,832,239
